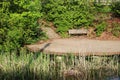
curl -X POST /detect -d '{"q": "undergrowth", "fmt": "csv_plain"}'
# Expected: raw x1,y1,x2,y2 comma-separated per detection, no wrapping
112,23,120,37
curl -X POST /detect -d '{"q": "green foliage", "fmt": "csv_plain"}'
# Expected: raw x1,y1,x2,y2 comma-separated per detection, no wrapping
94,3,111,13
13,0,42,12
112,23,120,37
111,1,120,17
1,0,119,53
42,0,94,36
0,0,46,52
95,22,107,36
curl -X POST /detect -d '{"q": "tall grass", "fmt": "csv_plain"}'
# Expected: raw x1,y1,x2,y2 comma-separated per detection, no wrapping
0,51,119,80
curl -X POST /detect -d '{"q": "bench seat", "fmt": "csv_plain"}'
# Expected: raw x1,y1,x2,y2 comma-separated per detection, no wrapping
68,29,88,35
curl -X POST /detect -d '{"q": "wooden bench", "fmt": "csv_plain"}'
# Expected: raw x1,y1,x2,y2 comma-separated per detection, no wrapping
68,29,88,35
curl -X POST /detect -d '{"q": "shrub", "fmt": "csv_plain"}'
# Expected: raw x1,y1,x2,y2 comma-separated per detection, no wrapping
93,3,111,13
42,0,94,36
95,22,107,36
111,1,120,17
112,23,120,37
0,1,46,53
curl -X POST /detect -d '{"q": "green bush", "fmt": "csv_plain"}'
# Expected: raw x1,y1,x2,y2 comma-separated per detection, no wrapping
0,1,46,53
94,3,111,13
95,22,107,36
42,0,94,36
112,23,120,37
111,1,120,17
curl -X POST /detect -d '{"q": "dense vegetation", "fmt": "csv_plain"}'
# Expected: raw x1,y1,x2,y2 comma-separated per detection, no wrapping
1,0,120,53
0,0,46,53
0,52,119,80
111,1,120,17
0,0,120,80
42,0,94,37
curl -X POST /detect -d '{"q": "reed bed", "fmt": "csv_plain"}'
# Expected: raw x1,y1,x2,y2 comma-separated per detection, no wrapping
0,51,119,80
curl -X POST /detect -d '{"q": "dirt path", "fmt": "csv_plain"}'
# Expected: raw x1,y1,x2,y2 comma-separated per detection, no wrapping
41,27,60,39
27,38,120,56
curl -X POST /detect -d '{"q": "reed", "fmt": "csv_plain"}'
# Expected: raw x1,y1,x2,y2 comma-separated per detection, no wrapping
0,52,119,80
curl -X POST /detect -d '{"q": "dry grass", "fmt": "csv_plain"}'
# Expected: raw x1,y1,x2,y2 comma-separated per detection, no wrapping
0,51,119,80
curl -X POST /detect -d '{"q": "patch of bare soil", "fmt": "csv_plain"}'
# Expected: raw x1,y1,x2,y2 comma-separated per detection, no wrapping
107,17,120,24
38,16,120,41
89,17,120,40
99,17,120,40
95,32,120,40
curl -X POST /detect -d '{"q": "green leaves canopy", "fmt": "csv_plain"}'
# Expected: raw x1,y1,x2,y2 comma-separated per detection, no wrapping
0,0,44,52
